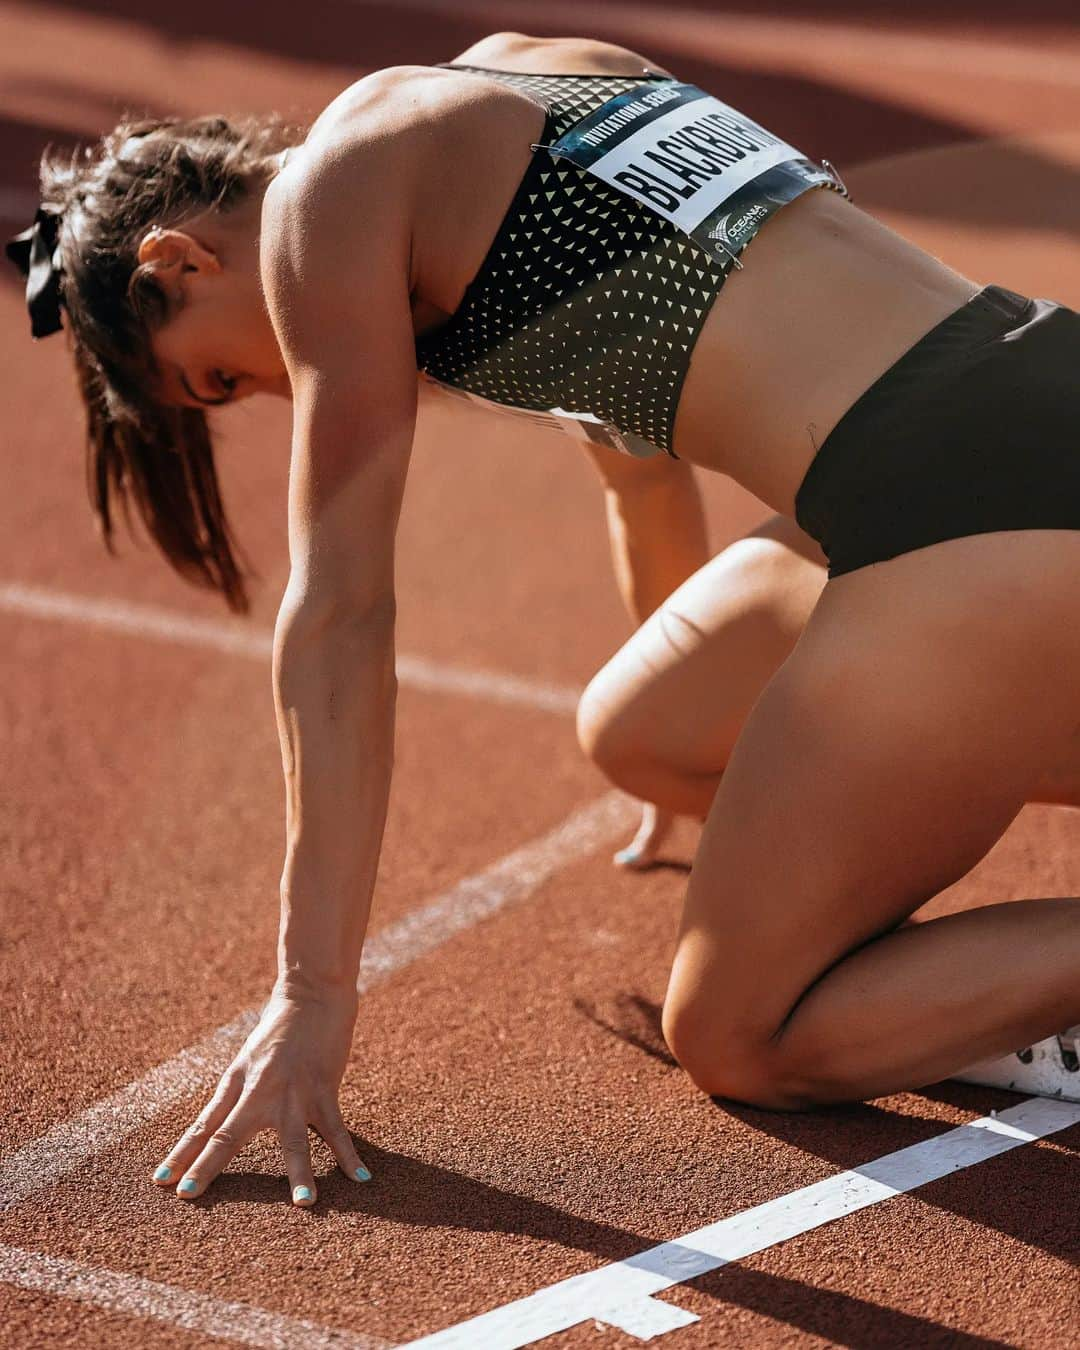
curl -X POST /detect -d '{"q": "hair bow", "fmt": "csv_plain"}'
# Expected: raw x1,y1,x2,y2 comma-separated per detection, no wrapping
4,203,65,339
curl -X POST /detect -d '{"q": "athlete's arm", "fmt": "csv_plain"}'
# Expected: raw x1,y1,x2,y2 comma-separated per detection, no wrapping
577,444,708,870
152,140,417,1206
265,139,418,997
581,441,710,625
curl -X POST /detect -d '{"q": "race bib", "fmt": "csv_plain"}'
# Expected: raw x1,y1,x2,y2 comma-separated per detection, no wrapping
544,81,847,269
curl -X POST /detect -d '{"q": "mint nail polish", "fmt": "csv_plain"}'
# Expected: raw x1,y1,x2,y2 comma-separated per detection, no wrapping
354,1166,371,1182
178,1178,197,1195
293,1185,313,1203
153,1165,172,1182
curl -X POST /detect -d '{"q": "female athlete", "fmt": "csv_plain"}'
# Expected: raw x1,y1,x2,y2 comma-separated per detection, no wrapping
8,32,1079,1207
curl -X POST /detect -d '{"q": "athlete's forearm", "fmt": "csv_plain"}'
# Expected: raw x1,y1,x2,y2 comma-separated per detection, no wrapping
271,605,397,996
603,462,710,624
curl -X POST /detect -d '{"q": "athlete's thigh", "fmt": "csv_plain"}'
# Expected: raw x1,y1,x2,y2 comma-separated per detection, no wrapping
580,513,827,772
665,529,1080,1051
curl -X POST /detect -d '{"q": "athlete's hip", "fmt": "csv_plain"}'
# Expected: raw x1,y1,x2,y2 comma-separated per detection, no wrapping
793,284,1080,577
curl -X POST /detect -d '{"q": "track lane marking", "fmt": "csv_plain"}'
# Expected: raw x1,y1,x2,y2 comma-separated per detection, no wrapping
0,1244,389,1350
0,582,582,715
0,791,637,1210
2,1099,1075,1348
400,1097,1080,1347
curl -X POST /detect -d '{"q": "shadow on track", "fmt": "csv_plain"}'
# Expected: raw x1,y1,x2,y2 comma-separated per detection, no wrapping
576,987,1080,1276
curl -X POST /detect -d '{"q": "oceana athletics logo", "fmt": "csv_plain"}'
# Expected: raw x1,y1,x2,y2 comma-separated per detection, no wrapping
711,203,769,244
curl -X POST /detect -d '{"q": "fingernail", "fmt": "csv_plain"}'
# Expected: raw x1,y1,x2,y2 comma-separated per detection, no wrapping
153,1165,172,1182
293,1185,313,1203
354,1166,371,1182
615,850,640,864
177,1178,197,1195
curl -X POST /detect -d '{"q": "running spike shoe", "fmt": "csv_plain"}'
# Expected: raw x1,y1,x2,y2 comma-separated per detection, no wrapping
950,1025,1080,1101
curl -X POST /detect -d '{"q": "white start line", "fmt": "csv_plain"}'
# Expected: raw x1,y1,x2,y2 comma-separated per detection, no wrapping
2,1098,1075,1349
399,1096,1080,1346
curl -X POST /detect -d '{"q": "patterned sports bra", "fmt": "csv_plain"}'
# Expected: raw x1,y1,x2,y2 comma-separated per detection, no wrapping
414,64,848,459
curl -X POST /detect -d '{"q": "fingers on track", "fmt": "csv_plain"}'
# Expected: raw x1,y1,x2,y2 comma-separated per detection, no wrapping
312,1097,373,1186
152,1087,373,1202
152,1070,245,1196
176,1098,257,1200
281,1104,318,1206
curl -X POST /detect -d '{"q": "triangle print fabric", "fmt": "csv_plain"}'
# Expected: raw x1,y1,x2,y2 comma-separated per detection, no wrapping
414,69,845,456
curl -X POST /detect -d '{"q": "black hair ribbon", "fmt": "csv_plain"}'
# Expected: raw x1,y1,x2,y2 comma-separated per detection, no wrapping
4,203,65,339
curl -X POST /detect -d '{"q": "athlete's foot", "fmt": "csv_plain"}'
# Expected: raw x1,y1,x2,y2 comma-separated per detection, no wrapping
950,1025,1080,1102
613,801,674,869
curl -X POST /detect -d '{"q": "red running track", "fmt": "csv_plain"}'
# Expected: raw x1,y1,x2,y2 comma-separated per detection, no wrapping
1,4,1078,1346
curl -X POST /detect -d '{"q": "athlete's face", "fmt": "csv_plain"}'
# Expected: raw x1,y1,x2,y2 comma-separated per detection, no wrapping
138,201,290,409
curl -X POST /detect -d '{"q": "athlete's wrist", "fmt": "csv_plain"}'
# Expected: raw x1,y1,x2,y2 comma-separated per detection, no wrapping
272,961,361,1011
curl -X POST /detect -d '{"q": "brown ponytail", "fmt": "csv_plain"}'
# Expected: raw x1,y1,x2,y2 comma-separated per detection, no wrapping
33,111,309,613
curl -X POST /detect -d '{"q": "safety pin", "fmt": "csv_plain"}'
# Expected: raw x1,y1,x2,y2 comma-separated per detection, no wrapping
821,158,851,198
704,231,744,270
716,241,745,271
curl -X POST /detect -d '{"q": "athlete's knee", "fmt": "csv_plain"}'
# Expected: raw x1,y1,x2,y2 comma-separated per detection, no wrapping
668,1034,819,1111
575,672,619,766
575,665,647,774
661,991,834,1111
717,528,826,601
577,535,819,774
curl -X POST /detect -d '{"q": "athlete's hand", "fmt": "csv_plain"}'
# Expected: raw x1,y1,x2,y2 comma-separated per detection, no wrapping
151,983,372,1205
613,801,674,869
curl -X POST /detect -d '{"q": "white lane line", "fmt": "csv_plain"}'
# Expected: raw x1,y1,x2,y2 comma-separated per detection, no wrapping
3,1097,1074,1350
0,1007,258,1211
0,581,275,658
400,1096,1080,1347
0,1245,388,1350
0,791,636,1211
0,583,582,716
355,791,635,988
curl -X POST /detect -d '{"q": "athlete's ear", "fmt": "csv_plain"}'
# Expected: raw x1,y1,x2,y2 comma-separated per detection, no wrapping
137,228,222,297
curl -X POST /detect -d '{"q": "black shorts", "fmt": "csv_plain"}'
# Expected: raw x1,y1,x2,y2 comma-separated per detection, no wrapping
793,283,1080,578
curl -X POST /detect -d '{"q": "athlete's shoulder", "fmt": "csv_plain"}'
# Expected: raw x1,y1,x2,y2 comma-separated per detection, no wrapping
258,95,417,363
261,64,439,237
294,63,453,163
